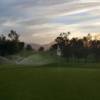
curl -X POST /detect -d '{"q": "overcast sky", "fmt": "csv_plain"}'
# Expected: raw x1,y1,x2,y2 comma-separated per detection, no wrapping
0,0,100,44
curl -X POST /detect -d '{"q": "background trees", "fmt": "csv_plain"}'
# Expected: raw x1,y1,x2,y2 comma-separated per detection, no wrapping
26,44,33,51
38,46,44,52
8,30,19,42
51,32,100,62
0,30,24,56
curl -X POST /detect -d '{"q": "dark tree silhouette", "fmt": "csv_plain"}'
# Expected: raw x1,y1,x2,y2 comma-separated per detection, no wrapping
26,44,33,51
38,46,44,52
0,30,24,56
51,32,100,62
8,30,19,42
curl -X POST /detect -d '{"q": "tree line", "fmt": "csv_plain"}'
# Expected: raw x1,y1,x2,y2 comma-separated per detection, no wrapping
51,32,100,62
0,30,24,56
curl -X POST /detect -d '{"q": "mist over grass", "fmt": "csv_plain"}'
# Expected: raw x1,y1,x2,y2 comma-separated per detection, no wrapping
0,51,100,100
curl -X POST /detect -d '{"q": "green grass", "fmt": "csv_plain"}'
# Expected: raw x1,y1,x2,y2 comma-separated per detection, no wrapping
0,63,100,100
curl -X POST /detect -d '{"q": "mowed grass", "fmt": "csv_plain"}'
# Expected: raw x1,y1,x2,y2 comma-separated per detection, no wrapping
0,64,100,100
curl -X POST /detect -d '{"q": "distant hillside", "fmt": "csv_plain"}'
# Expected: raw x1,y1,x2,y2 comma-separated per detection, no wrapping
25,41,55,51
43,42,55,51
30,43,41,51
25,43,41,51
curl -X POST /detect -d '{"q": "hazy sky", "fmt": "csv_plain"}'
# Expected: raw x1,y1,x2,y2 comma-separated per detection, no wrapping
0,0,100,44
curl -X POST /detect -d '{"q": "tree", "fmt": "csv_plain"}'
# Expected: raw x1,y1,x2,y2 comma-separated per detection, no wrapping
0,30,24,56
38,46,44,52
50,44,57,51
8,30,19,42
0,34,6,41
53,32,100,62
26,44,33,51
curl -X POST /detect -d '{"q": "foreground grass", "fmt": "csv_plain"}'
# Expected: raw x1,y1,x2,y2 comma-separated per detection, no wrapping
0,64,100,100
